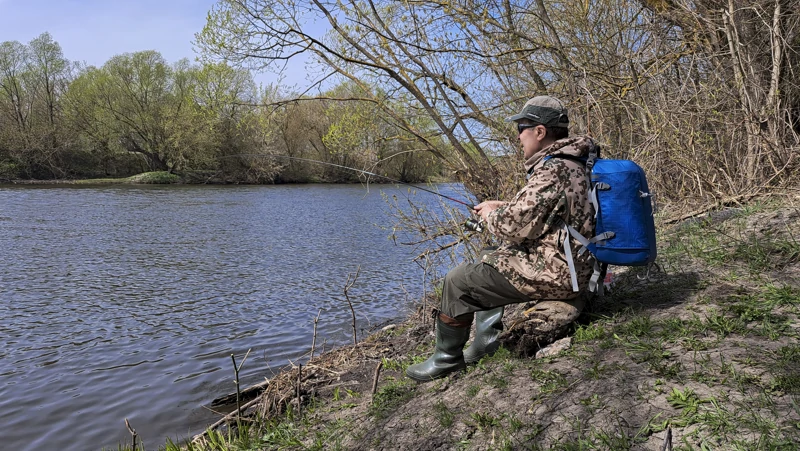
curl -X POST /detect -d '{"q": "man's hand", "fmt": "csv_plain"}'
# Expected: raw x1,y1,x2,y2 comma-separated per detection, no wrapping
473,200,506,222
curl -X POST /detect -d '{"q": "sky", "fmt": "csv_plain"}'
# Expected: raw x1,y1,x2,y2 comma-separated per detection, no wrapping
0,0,315,88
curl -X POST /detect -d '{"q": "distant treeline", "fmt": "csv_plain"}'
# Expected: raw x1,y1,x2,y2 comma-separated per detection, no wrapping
0,33,445,183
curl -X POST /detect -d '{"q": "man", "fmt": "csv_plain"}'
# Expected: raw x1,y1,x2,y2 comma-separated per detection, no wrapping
406,95,598,381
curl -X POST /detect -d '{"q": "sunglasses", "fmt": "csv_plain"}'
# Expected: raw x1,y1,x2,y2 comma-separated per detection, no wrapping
517,123,539,134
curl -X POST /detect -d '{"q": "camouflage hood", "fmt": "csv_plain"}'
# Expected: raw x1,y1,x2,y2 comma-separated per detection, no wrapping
523,136,597,175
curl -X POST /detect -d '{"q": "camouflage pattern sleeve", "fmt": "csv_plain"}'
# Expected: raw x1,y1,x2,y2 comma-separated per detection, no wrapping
483,163,564,244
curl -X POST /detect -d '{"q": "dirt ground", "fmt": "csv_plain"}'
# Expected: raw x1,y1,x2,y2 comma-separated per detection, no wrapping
200,195,800,450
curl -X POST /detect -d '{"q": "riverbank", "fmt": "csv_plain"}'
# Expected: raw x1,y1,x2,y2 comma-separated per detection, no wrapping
3,171,181,185
119,194,800,450
3,171,456,187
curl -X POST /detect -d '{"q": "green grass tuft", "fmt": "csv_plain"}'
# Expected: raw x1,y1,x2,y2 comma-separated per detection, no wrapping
433,400,455,428
128,171,180,184
369,379,416,419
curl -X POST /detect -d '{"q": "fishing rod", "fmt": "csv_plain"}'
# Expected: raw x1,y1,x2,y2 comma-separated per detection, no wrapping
228,153,485,231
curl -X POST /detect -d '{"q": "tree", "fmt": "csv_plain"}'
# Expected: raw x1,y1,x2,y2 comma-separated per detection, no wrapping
637,0,800,184
0,40,31,169
67,51,219,173
197,0,799,206
321,82,443,183
197,0,504,198
0,33,73,178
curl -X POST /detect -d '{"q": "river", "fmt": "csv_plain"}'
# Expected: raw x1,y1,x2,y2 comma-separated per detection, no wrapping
0,183,467,450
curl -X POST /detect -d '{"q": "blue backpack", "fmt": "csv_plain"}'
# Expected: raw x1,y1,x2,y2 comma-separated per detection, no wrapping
551,145,657,294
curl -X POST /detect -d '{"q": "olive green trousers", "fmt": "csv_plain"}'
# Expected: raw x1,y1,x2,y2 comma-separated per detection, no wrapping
440,251,529,320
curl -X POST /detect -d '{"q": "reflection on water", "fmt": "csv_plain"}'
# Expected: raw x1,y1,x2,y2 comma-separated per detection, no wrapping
0,184,465,450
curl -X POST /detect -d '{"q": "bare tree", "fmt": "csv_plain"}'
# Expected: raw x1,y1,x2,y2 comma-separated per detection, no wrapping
197,0,799,212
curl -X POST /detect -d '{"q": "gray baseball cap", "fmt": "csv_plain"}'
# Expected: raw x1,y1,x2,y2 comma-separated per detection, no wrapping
507,95,569,128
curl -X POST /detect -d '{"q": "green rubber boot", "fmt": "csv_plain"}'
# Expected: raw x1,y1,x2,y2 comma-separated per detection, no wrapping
463,307,504,364
406,314,471,382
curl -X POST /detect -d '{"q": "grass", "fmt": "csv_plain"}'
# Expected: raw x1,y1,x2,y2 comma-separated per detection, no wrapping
469,411,501,430
367,378,416,419
74,171,180,185
522,202,800,448
530,368,568,394
661,204,800,273
433,400,455,428
466,384,481,397
572,322,607,343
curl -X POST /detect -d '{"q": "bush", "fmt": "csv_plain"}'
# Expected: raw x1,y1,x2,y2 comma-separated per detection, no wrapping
128,171,180,184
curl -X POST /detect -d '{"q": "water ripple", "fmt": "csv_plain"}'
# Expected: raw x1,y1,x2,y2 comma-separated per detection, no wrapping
0,184,460,451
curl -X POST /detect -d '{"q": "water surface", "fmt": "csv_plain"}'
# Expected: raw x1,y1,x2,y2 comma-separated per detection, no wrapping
0,184,459,450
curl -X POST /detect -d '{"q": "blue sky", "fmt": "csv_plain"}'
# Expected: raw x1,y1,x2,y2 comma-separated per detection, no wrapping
0,0,314,87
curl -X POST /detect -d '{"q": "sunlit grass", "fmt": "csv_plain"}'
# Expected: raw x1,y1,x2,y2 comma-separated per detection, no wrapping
74,171,180,185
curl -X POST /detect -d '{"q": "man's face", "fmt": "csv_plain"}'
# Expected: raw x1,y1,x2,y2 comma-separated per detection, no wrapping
517,120,546,159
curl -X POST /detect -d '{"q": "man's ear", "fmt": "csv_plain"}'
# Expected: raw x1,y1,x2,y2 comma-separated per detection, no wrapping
535,125,547,141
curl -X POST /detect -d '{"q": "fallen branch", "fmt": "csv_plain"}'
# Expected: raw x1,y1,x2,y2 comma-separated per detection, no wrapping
663,193,757,224
661,426,672,451
210,379,270,407
412,236,467,262
296,364,303,417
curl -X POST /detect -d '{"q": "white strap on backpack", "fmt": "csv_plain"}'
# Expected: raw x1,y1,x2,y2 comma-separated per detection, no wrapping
561,223,611,293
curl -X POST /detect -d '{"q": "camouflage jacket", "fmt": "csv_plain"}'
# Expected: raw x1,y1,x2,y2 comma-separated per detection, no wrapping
482,136,597,300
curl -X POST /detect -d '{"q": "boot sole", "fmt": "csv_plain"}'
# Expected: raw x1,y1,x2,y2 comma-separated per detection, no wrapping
464,344,501,364
406,364,466,382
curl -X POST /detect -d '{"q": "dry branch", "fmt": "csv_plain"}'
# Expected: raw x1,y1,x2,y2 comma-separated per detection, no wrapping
343,266,360,345
371,360,383,397
124,418,137,451
311,308,322,358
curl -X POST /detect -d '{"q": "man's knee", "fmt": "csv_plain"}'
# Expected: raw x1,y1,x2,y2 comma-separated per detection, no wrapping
444,263,470,290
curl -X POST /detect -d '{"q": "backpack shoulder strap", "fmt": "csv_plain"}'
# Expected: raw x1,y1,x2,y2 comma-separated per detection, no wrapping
586,142,601,171
547,142,606,295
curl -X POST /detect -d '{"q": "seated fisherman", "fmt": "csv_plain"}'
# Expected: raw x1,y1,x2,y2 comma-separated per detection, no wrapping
406,95,598,381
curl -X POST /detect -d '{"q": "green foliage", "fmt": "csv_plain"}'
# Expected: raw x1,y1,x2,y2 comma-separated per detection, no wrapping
470,411,501,430
732,231,800,272
573,322,607,343
487,374,509,389
764,284,800,307
771,344,800,394
433,400,455,428
703,309,745,337
380,356,404,372
613,314,653,337
368,379,416,419
481,346,512,363
0,33,73,178
530,368,568,394
545,416,650,451
663,209,800,275
0,33,279,181
466,384,481,397
128,172,180,184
